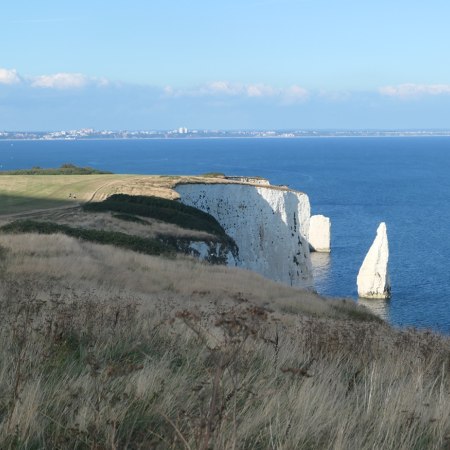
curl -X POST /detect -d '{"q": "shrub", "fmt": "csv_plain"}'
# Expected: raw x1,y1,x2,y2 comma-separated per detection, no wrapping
112,213,149,225
0,164,112,175
201,172,226,178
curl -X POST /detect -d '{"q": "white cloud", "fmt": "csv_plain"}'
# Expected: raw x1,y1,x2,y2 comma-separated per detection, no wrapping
318,89,352,102
164,81,238,97
0,68,21,85
29,72,110,89
246,83,277,97
282,85,309,103
0,68,110,89
165,81,308,103
96,77,110,87
379,83,450,98
206,81,243,96
31,73,90,89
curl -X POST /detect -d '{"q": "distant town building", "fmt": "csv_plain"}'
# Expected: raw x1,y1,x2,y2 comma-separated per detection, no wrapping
178,127,188,134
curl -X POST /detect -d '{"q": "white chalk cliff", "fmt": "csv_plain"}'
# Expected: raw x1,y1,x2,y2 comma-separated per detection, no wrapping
357,222,391,299
309,215,331,252
175,182,313,288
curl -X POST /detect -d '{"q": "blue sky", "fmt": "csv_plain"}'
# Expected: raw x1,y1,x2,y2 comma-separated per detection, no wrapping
1,0,450,130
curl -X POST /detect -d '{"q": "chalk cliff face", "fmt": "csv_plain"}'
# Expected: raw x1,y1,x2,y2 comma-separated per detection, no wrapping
357,222,391,299
309,215,331,252
182,240,238,266
175,183,313,288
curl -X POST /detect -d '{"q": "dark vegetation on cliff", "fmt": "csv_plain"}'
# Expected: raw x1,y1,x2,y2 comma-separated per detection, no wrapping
83,194,229,238
1,193,238,264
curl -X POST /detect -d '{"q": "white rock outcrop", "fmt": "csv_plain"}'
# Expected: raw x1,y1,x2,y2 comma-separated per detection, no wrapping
357,222,391,299
175,183,313,288
187,240,238,265
309,215,331,252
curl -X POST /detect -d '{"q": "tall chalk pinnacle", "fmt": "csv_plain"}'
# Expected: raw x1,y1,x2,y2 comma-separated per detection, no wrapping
357,222,391,299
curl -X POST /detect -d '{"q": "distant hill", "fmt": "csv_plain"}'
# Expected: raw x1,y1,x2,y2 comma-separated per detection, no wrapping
0,163,112,175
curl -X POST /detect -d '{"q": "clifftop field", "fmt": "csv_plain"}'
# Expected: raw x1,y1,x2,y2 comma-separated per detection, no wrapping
0,168,291,217
0,173,191,215
0,172,449,449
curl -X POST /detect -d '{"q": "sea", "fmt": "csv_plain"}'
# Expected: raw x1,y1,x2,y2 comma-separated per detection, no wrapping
1,137,450,334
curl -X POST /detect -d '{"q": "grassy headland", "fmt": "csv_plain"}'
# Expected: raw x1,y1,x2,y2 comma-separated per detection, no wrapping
0,169,282,216
0,173,227,216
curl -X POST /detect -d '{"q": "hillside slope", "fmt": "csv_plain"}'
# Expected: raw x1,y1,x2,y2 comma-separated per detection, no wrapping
0,233,449,449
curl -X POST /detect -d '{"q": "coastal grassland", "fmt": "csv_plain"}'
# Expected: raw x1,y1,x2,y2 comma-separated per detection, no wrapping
0,172,290,216
0,173,232,216
0,233,449,449
0,174,137,214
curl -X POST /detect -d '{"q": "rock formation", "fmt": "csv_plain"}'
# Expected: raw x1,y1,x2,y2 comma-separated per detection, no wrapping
309,215,331,252
175,182,313,288
357,222,391,299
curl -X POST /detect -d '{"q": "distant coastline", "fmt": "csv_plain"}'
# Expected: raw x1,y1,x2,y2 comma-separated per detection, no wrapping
2,129,450,142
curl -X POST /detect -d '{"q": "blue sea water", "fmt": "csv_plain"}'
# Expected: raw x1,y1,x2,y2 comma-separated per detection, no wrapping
1,137,450,333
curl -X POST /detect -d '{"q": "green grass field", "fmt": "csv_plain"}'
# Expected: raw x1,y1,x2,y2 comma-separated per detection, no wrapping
0,173,265,216
0,175,143,215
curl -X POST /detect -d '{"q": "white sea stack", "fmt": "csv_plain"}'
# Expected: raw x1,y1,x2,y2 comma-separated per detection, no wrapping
175,183,313,288
357,222,391,299
309,215,331,252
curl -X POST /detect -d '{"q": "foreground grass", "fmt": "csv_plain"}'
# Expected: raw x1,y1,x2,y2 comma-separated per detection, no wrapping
0,234,449,449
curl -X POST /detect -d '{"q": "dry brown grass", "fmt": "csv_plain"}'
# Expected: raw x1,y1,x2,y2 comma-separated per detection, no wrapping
10,208,218,242
0,233,363,320
0,233,449,449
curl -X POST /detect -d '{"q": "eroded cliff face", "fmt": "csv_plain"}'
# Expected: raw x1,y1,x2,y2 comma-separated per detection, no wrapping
175,183,313,288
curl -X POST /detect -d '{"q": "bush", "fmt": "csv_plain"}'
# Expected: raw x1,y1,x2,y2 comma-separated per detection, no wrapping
201,172,226,178
0,164,112,175
112,213,149,225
